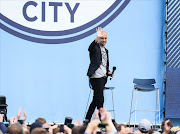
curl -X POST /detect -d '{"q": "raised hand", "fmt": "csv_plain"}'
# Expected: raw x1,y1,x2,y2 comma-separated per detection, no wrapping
95,27,103,43
49,125,58,134
93,110,99,120
74,120,83,126
64,125,72,134
16,108,22,120
21,111,27,121
164,120,171,133
10,117,18,125
96,27,103,38
100,108,116,132
99,107,107,122
85,119,99,134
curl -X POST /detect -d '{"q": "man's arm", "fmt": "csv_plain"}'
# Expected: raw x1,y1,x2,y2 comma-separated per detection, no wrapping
99,108,116,133
88,40,97,52
88,27,103,52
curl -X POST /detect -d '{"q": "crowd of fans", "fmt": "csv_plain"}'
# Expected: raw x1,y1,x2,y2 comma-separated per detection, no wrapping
0,108,179,134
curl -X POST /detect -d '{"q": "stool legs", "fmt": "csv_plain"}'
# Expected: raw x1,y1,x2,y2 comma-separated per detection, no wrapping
129,89,161,128
84,89,92,120
155,89,161,128
84,88,115,120
129,90,134,127
155,90,157,127
134,90,138,128
158,89,161,128
104,90,106,109
111,90,115,119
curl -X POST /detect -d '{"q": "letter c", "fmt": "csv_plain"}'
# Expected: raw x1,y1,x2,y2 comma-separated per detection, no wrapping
23,1,38,22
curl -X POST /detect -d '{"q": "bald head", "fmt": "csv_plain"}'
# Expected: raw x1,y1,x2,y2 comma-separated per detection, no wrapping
102,31,107,35
99,31,107,47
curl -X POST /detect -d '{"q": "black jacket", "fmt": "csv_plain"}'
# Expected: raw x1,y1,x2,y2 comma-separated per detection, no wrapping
87,40,109,77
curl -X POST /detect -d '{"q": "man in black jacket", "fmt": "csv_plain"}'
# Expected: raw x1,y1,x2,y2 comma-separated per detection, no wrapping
86,27,113,121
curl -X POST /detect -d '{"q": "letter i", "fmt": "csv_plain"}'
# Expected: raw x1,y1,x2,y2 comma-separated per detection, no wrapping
42,2,45,22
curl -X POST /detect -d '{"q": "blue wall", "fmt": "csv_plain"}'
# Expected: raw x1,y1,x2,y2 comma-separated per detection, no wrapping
0,0,165,124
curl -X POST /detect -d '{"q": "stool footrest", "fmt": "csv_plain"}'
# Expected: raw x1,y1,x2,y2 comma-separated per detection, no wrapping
107,110,115,112
133,110,160,112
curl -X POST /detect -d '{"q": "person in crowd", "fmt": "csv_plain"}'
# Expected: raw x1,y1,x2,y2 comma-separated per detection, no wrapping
6,122,23,134
170,126,180,134
134,119,152,134
35,117,51,131
72,125,87,134
2,107,180,134
0,108,29,134
162,120,173,134
148,129,161,134
35,118,46,125
84,108,117,134
0,114,7,134
31,128,48,134
50,125,72,134
116,124,133,134
114,124,127,132
30,122,43,133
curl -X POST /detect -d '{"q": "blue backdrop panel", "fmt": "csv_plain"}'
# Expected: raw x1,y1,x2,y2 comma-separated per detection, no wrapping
165,68,180,118
0,0,165,123
165,0,180,118
166,0,180,68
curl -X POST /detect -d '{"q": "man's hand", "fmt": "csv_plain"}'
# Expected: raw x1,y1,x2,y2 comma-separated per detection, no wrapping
21,111,27,121
96,27,103,37
85,119,99,134
93,110,99,120
49,125,58,134
16,108,22,120
10,117,18,125
106,125,113,134
108,71,114,78
74,120,83,127
64,125,72,134
99,108,107,122
95,27,104,43
100,108,116,133
99,108,111,123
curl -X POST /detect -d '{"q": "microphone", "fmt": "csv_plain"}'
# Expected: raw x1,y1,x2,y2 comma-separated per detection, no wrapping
110,66,116,80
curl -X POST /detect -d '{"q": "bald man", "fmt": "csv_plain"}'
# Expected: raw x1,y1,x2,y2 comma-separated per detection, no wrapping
86,27,113,121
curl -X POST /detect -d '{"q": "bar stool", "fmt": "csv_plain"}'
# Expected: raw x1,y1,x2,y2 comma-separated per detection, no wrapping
84,79,115,120
129,78,161,128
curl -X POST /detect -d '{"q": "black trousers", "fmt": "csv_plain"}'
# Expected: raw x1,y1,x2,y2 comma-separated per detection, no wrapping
85,77,107,121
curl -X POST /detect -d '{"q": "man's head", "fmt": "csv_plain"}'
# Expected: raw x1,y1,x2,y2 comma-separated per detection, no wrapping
162,120,173,133
138,119,152,133
115,124,127,132
99,31,107,46
31,128,47,134
30,122,43,133
7,122,23,134
35,118,46,125
72,125,87,134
